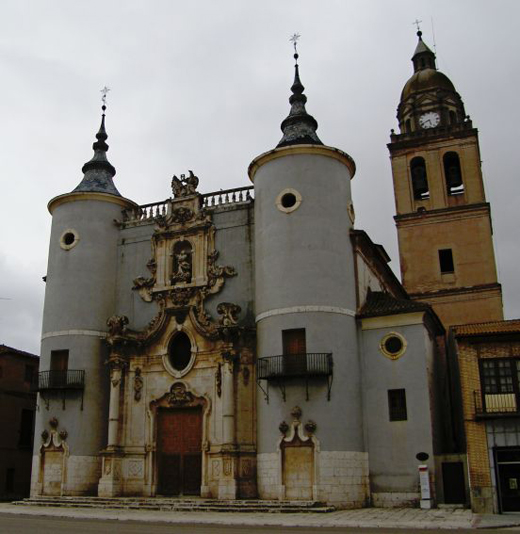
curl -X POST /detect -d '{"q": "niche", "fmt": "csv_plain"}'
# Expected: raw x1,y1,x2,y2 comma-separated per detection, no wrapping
171,241,193,284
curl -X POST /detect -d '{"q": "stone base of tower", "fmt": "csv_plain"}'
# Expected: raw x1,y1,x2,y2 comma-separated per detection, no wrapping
97,452,124,497
257,450,369,508
30,454,101,497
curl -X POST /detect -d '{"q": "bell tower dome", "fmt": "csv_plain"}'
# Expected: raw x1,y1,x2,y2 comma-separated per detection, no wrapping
398,31,466,135
388,31,503,327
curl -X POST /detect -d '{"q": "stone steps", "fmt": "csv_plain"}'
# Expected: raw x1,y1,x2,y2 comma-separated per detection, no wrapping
14,496,335,513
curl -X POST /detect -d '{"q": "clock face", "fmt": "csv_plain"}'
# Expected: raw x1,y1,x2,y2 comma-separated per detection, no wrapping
419,112,440,129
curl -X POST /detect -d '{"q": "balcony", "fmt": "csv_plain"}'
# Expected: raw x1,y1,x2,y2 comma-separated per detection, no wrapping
256,353,333,402
474,390,520,419
33,370,85,409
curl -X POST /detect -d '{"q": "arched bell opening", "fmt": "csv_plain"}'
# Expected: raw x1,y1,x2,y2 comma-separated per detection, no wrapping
410,157,429,200
444,151,464,195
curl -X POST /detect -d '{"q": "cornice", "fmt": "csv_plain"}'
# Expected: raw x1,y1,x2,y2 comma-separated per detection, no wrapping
48,191,138,214
248,144,356,182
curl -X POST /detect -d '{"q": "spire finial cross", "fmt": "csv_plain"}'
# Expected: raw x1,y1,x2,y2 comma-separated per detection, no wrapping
290,33,300,54
413,19,423,32
100,86,110,108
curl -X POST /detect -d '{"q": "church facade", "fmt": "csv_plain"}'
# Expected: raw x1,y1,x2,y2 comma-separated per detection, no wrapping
31,33,510,510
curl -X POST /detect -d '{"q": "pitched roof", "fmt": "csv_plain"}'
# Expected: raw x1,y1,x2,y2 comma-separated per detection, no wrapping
358,290,431,318
0,344,39,359
452,319,520,337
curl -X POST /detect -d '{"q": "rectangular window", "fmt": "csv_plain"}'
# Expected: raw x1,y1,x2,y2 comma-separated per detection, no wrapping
19,409,34,448
439,249,455,274
480,359,520,413
282,329,307,375
388,389,407,421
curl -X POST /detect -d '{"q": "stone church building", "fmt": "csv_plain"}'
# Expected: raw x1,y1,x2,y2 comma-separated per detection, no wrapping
31,32,516,511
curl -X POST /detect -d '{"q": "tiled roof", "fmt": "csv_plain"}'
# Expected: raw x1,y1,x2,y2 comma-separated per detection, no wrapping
452,319,520,337
358,290,431,318
0,344,38,358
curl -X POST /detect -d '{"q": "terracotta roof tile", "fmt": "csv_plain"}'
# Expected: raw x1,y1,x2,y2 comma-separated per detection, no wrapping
358,290,430,318
452,319,520,337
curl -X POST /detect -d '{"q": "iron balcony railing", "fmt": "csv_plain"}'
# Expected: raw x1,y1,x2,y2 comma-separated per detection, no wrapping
474,389,520,418
257,353,333,379
34,370,85,392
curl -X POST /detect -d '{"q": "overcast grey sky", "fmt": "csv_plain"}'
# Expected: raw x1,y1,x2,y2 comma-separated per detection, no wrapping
1,0,519,355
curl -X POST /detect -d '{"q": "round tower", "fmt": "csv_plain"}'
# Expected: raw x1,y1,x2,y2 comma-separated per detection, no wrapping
250,46,367,506
32,105,136,496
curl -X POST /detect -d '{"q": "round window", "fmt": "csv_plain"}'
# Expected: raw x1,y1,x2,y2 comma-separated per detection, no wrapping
276,188,302,213
169,332,192,372
281,193,297,209
59,229,79,250
380,332,407,360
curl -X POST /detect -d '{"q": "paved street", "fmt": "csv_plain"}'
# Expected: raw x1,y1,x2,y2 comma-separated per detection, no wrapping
2,503,520,532
1,513,520,534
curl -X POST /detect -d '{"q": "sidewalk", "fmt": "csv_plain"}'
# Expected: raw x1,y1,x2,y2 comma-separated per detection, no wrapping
1,503,520,530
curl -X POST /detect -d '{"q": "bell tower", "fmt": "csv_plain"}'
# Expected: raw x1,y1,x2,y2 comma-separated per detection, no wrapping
388,31,503,327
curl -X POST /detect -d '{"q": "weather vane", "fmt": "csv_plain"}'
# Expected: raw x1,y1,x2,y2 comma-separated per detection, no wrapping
290,33,301,63
413,19,422,32
100,86,110,108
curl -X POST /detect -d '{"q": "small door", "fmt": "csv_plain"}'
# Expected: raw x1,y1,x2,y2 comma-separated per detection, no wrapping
442,462,466,504
283,329,307,375
496,448,520,512
157,407,202,496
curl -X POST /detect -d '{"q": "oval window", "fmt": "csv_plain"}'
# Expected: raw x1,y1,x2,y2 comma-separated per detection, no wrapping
169,332,192,372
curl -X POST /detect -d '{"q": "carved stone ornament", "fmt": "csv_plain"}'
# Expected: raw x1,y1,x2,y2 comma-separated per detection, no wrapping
107,315,129,336
41,429,49,441
59,429,68,441
304,420,317,435
170,287,195,307
49,417,59,429
167,382,195,406
217,302,241,327
172,207,194,225
290,406,302,421
134,367,144,402
171,170,199,198
207,250,236,293
132,276,155,302
279,421,289,435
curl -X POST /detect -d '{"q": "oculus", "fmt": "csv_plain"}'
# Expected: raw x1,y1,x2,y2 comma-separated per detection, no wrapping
59,229,79,251
276,188,302,214
379,332,407,360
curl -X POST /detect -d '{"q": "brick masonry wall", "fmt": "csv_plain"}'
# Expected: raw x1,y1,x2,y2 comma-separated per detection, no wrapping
456,338,520,513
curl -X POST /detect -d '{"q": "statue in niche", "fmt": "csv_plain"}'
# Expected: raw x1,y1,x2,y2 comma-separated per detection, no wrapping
171,242,193,284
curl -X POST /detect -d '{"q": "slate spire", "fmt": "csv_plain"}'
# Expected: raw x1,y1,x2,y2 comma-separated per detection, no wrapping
73,102,121,196
277,41,323,148
412,30,437,72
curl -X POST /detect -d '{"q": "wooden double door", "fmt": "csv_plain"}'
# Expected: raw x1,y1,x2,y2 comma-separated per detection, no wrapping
157,407,202,496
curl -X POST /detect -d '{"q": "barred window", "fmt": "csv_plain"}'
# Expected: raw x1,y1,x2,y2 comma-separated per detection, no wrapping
388,389,407,421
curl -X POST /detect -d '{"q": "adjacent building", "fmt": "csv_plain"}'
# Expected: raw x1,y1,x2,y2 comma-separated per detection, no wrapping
0,345,39,499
